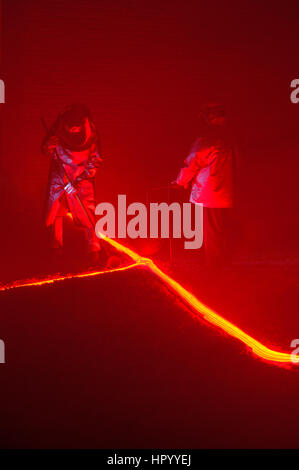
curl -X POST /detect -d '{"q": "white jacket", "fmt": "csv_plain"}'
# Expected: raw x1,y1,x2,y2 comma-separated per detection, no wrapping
176,133,234,208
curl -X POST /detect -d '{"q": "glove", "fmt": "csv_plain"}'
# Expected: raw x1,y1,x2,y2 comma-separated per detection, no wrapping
64,182,77,195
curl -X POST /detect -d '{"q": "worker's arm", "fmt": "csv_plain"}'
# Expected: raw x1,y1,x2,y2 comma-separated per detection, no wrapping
175,138,210,188
74,140,103,185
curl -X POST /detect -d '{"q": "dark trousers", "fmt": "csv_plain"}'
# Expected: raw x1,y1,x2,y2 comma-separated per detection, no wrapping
203,207,233,268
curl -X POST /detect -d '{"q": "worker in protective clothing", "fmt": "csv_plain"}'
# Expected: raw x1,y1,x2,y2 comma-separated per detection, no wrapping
42,104,104,266
174,102,235,268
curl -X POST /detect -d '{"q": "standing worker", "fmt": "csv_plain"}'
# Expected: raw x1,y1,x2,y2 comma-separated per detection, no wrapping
174,102,235,269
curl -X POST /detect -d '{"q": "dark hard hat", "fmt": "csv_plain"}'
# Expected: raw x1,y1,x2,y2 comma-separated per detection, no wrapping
61,103,91,128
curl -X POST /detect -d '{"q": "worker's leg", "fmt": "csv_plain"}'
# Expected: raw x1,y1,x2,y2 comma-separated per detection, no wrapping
52,216,64,248
85,226,101,253
203,208,230,268
84,226,109,267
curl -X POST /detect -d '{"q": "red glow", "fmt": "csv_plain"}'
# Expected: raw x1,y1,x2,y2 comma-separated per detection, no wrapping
0,263,138,292
102,236,299,366
1,234,298,366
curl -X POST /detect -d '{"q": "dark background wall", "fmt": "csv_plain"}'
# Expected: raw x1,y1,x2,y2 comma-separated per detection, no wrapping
1,0,299,267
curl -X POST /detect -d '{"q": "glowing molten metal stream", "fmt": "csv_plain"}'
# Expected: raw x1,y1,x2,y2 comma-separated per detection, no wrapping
1,233,298,366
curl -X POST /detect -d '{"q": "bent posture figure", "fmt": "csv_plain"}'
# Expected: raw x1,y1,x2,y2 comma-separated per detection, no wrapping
175,102,235,268
42,104,103,265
